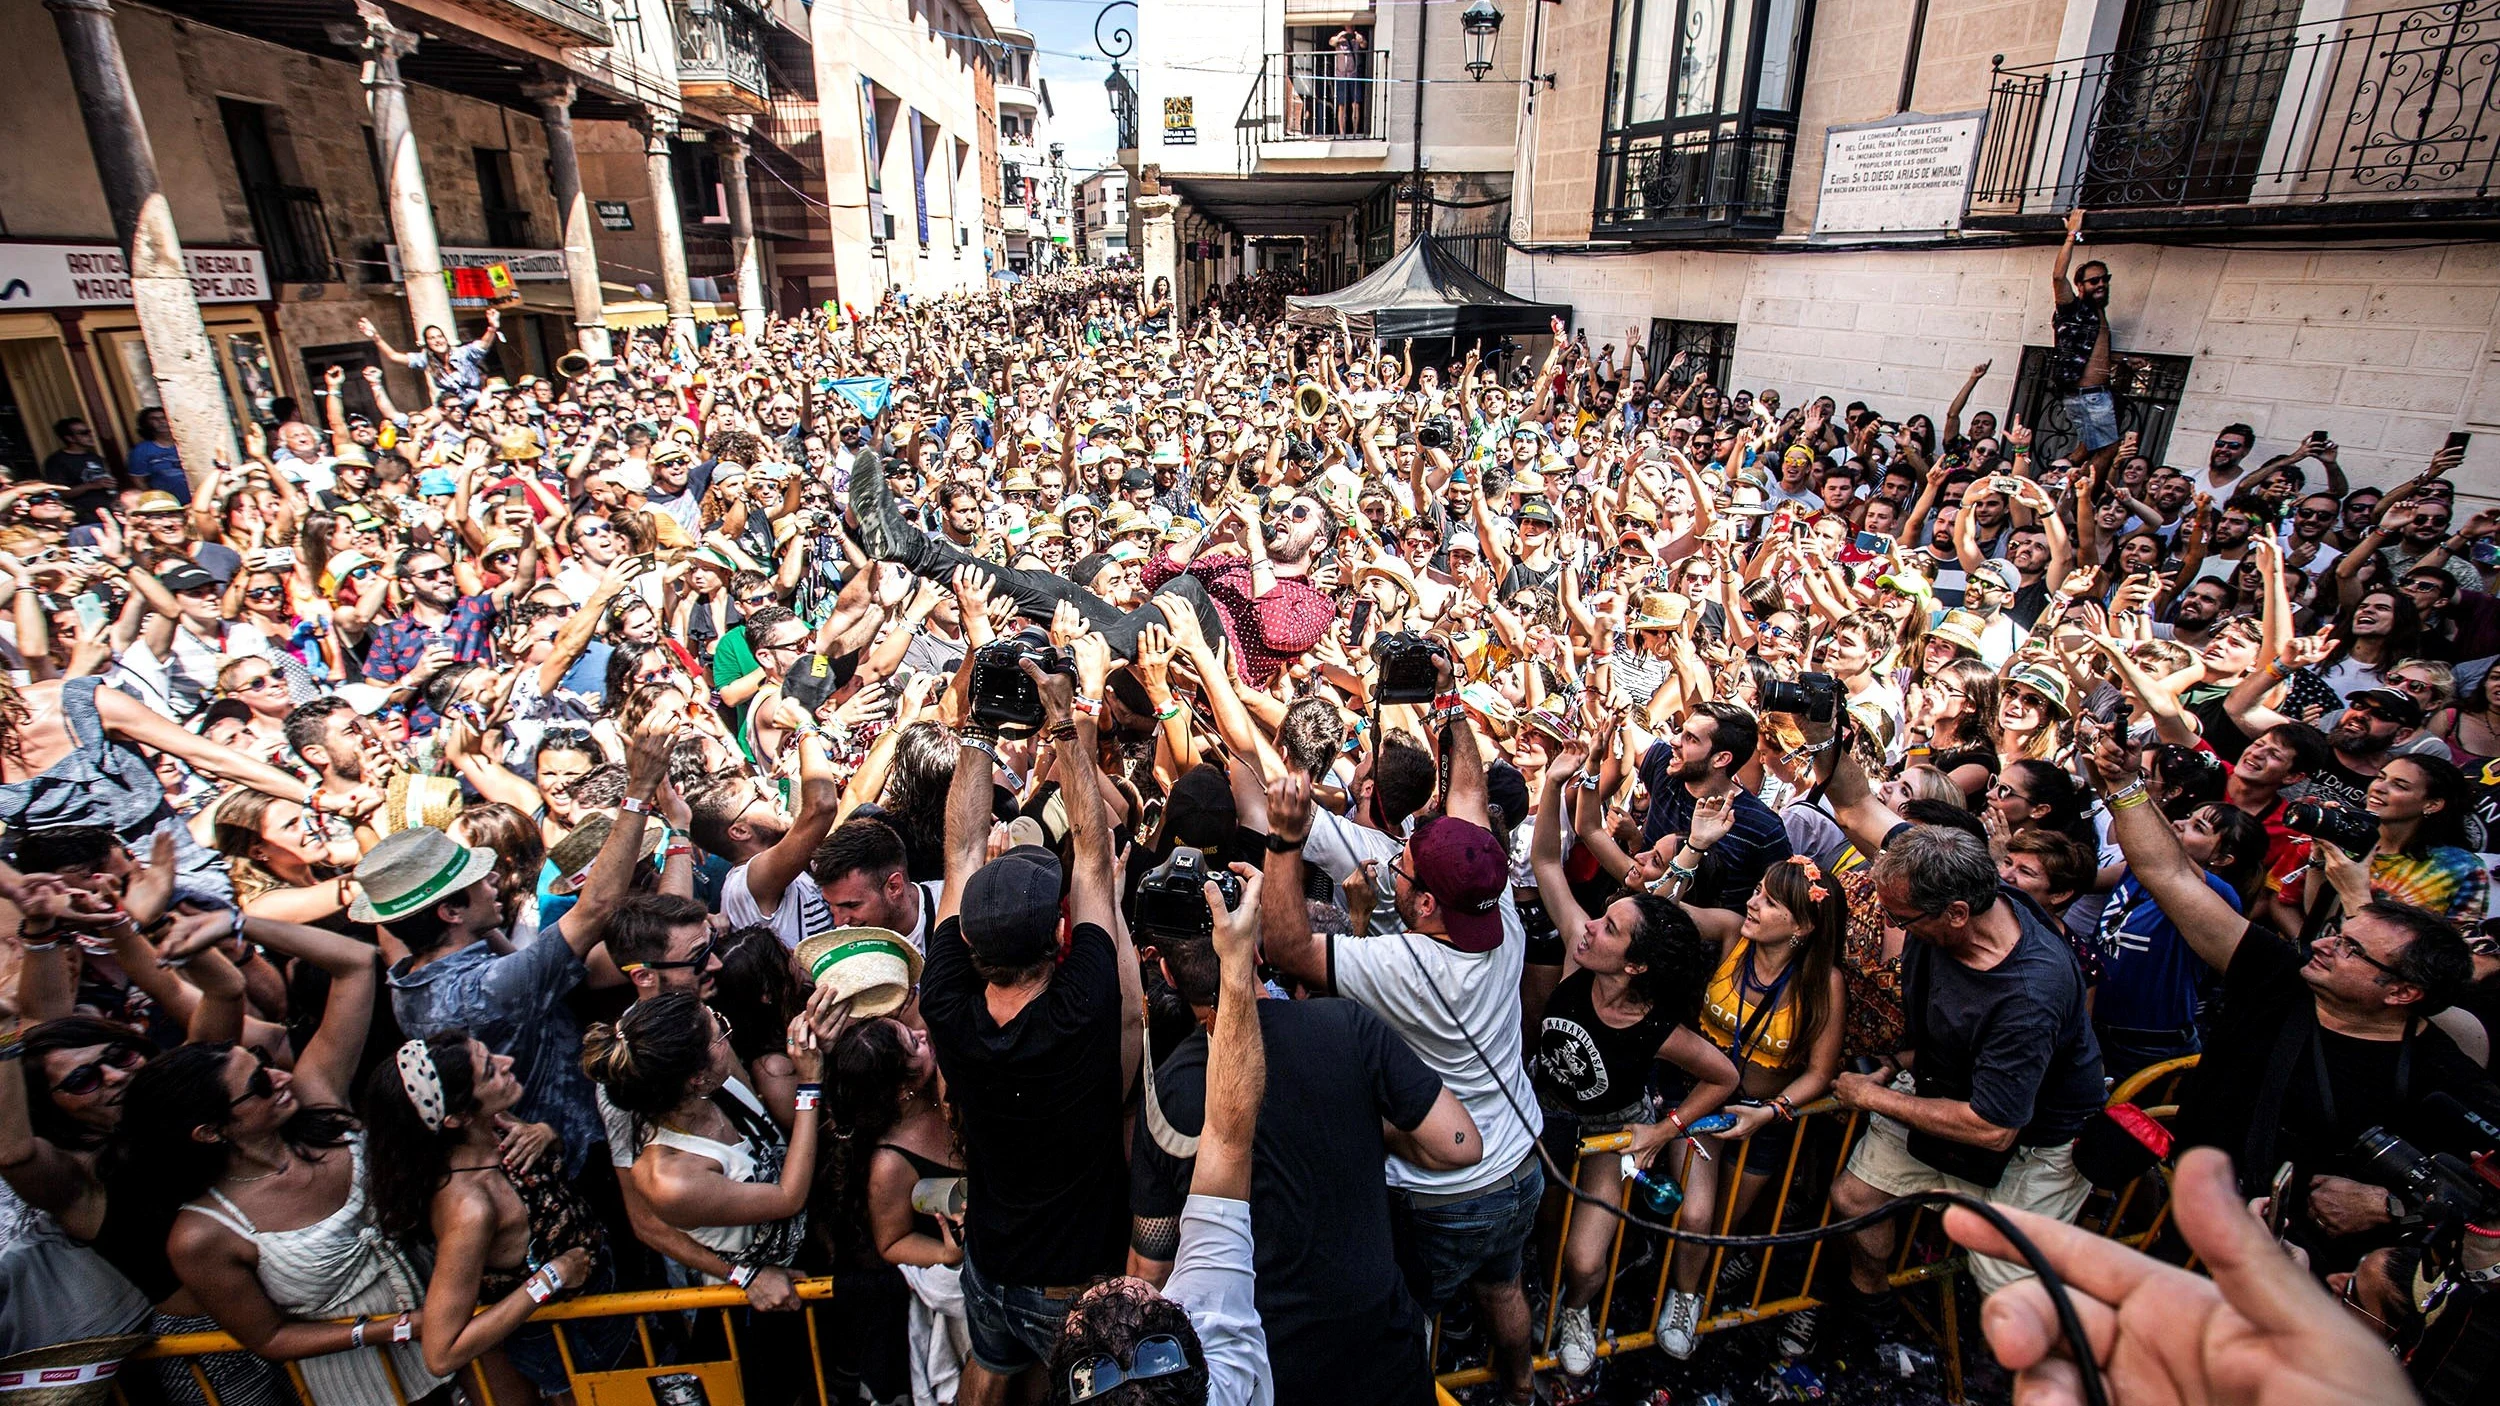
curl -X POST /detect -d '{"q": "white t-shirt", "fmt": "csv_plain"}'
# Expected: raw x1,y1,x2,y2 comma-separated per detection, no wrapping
722,863,836,950
1164,1195,1273,1406
1331,923,1539,1194
1302,803,1406,936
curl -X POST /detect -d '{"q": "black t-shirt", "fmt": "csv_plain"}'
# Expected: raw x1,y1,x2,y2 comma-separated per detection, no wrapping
1131,998,1442,1406
2008,580,2052,632
1901,887,2105,1179
921,915,1129,1285
2177,923,2500,1193
2303,756,2376,814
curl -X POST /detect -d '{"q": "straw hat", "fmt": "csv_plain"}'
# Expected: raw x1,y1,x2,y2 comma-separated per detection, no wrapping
1355,556,1419,602
545,811,665,896
378,773,465,836
1102,504,1153,538
1629,590,1690,630
316,549,377,597
496,428,543,461
795,926,923,1019
1002,468,1040,494
1928,608,1988,658
0,1336,151,1406
2005,662,2073,717
350,826,497,923
130,490,185,516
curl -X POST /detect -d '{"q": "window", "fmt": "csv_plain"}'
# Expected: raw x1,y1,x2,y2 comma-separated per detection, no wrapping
473,148,532,247
2007,345,2195,467
1646,319,1738,393
1596,0,1812,238
223,99,338,283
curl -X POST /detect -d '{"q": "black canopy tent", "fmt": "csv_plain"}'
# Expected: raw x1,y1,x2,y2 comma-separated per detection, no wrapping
1284,234,1572,344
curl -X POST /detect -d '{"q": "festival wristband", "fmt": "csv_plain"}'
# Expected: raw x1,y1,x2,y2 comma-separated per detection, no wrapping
2107,779,2152,811
619,795,653,816
391,1315,413,1344
1264,833,1304,853
793,1083,823,1112
349,1321,366,1350
1155,701,1185,722
728,1264,761,1290
525,1269,558,1304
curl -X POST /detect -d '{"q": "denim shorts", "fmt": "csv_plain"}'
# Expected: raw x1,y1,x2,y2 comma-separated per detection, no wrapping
1391,1157,1546,1311
2063,387,2121,453
960,1254,1083,1375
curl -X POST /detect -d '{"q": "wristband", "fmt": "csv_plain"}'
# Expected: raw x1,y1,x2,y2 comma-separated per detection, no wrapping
793,1083,823,1111
620,795,653,816
1042,720,1079,745
1666,1110,1688,1136
1155,701,1185,722
349,1321,366,1350
2265,660,2293,680
525,1269,557,1304
1578,772,1602,791
1431,691,1463,716
2107,779,2152,811
1264,833,1305,853
1072,695,1103,719
728,1264,760,1290
390,1314,413,1344
17,940,62,954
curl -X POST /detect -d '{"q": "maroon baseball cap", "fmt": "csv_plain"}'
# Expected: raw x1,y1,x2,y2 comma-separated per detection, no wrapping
1408,816,1507,954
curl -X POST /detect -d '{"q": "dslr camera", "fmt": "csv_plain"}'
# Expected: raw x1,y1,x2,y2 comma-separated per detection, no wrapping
2283,800,2379,856
1372,631,1450,705
1759,671,1839,723
1417,415,1456,451
1133,846,1243,940
969,628,1078,733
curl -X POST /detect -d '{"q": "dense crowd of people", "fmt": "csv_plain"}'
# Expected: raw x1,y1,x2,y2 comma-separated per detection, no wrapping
1,237,2496,1406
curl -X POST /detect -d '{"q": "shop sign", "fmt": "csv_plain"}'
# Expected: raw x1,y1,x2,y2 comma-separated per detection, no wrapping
1164,96,1196,145
384,245,571,282
595,201,635,230
0,243,269,308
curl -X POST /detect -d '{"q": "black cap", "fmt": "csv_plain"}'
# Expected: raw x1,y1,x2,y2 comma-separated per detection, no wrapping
1122,468,1152,490
960,846,1064,968
158,563,217,594
2348,688,2426,729
781,652,838,715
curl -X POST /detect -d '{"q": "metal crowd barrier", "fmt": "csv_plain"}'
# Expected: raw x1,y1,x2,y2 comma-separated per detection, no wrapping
115,1060,2203,1406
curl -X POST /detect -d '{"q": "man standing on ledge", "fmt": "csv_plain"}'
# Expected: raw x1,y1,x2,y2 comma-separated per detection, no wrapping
2050,207,2126,478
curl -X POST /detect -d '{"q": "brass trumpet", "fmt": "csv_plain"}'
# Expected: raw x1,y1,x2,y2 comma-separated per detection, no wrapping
556,350,594,381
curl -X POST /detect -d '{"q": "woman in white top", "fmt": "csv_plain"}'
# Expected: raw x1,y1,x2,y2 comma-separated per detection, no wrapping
125,918,443,1406
582,992,822,1284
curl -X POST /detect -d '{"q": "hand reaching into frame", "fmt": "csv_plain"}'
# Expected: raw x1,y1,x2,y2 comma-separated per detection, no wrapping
1944,1147,2415,1406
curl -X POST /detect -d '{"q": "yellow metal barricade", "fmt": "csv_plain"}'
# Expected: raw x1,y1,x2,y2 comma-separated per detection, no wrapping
122,1280,840,1406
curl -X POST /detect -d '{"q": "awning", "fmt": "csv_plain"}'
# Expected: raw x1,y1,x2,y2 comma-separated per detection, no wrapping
1286,233,1571,342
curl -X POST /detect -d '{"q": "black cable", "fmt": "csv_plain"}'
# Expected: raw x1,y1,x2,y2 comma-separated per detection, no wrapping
1393,929,2112,1406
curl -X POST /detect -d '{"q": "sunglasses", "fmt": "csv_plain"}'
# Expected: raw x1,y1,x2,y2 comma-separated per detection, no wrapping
1067,1335,1189,1403
228,673,283,694
50,1044,145,1097
626,938,716,975
408,566,454,581
227,1059,277,1113
245,586,286,602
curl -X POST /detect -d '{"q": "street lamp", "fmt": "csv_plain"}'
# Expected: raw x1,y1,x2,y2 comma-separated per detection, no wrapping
1461,0,1503,81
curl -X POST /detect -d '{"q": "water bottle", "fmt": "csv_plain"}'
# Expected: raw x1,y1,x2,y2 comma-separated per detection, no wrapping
1623,1160,1683,1218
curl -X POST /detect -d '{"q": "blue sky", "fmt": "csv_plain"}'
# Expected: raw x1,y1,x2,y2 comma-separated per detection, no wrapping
1017,0,1127,174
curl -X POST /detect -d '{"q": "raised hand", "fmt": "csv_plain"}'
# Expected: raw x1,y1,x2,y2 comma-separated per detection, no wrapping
2279,626,2337,672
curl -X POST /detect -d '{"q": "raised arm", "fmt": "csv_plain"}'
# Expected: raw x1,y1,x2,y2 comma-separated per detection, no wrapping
2083,722,2248,970
1190,859,1266,1204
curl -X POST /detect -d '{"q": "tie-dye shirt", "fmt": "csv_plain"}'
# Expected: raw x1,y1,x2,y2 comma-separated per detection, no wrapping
2367,845,2490,927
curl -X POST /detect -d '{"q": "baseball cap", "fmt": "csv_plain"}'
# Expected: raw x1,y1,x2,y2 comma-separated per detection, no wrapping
157,563,216,594
1976,559,2023,593
960,846,1065,968
2347,687,2426,729
1406,816,1507,954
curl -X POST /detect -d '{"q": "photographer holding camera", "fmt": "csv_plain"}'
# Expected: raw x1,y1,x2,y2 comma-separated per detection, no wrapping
2086,718,2500,1271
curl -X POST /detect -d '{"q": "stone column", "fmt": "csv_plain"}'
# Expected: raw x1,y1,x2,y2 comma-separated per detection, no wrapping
331,2,456,345
1135,190,1176,332
711,125,769,332
45,0,235,491
637,109,697,349
523,71,611,362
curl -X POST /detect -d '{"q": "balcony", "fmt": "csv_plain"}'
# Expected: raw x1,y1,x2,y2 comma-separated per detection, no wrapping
457,0,613,47
1236,50,1391,164
1969,1,2500,232
242,184,341,284
675,0,770,114
1593,126,1796,239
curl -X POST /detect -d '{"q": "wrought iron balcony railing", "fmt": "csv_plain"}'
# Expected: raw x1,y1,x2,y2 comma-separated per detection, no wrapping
1236,49,1392,148
674,0,770,113
1969,0,2500,222
243,184,341,284
460,0,613,47
1593,125,1796,238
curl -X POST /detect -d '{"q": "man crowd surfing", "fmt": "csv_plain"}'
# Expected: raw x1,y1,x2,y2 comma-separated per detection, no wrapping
1,224,2495,1406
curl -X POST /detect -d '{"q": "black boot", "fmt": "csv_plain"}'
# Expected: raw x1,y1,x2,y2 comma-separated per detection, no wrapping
845,448,929,571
